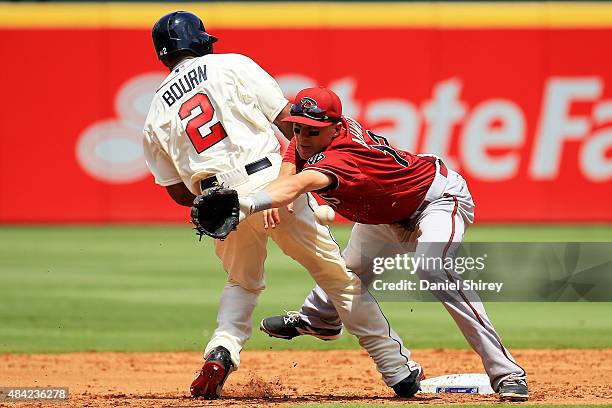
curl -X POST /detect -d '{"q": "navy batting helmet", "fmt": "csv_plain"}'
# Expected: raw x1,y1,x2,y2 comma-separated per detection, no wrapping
152,11,218,67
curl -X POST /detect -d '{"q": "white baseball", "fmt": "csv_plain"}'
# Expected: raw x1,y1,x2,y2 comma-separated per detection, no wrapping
314,205,335,225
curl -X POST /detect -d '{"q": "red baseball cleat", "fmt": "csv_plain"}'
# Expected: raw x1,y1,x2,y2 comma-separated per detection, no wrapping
190,346,234,399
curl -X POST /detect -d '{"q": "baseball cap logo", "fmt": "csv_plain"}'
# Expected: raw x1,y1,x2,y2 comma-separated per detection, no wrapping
300,97,318,109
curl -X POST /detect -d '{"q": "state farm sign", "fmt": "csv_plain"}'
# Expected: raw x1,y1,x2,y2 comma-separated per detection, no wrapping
278,75,611,183
75,74,612,185
0,27,609,222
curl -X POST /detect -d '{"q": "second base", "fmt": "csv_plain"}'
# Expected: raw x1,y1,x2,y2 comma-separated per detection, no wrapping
419,373,494,395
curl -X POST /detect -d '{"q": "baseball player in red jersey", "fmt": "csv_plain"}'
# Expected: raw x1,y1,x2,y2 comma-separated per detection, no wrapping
239,87,528,401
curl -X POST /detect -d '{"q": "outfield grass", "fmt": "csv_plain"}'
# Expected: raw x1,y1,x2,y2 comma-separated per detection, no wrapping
0,225,611,353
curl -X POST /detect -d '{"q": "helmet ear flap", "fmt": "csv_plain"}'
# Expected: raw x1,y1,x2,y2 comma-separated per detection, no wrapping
200,32,218,55
152,11,218,66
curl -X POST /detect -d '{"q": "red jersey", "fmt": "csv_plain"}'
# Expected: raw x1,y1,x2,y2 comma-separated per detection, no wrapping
283,117,439,224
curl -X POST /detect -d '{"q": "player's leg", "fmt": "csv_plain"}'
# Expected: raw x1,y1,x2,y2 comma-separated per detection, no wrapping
292,223,397,333
302,221,408,319
261,282,344,340
340,221,426,397
204,216,268,367
297,284,341,331
194,156,291,398
200,162,284,367
192,216,268,398
262,213,346,337
266,222,406,335
269,195,418,390
260,196,344,339
415,170,527,399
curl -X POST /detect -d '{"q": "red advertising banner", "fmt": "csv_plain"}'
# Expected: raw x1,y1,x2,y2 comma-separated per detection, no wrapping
0,4,610,223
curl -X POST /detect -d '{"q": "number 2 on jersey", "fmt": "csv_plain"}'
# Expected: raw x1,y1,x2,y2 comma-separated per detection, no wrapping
179,93,228,153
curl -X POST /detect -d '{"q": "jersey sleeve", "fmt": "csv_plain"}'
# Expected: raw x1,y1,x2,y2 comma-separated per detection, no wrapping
282,137,309,170
303,151,360,192
142,127,182,187
283,138,297,164
238,56,288,123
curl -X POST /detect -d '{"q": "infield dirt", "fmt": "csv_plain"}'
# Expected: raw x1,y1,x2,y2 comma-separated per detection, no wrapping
1,349,611,407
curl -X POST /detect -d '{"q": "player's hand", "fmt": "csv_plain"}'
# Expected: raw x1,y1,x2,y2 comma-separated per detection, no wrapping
263,208,281,229
263,203,295,229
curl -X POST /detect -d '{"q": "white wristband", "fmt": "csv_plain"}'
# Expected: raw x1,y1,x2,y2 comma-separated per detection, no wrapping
238,196,254,222
238,192,273,222
250,191,273,213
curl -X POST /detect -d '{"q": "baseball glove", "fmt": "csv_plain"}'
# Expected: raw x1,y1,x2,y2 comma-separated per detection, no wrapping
190,186,240,240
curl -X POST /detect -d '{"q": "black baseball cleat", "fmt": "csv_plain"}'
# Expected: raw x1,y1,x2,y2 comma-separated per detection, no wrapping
392,361,425,398
260,311,342,341
498,374,529,401
190,346,235,399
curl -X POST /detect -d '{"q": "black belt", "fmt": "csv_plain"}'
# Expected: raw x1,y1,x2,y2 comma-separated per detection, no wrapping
200,157,272,190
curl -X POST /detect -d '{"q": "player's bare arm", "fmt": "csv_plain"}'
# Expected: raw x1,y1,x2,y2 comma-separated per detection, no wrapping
266,170,333,207
278,162,297,211
166,182,196,207
273,103,294,140
279,161,297,177
240,170,333,221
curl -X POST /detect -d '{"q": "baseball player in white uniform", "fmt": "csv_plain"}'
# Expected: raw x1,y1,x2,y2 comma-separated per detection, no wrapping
143,11,423,400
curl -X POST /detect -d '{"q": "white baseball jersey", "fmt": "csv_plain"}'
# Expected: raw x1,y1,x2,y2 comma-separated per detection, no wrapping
143,53,288,194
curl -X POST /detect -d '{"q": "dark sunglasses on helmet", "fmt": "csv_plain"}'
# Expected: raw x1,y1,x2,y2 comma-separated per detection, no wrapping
290,103,332,121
